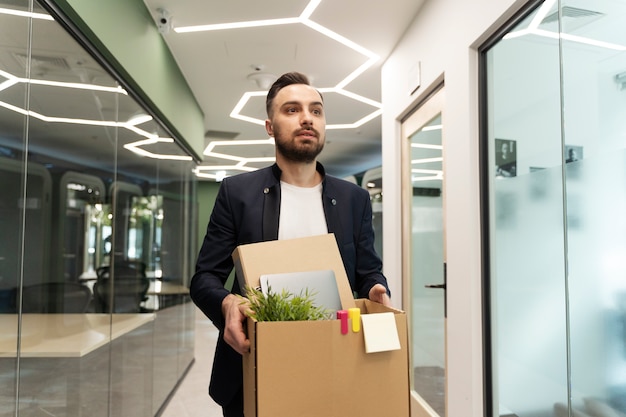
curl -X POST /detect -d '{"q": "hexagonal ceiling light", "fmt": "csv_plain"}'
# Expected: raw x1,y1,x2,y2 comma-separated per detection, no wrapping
174,0,383,180
0,67,191,161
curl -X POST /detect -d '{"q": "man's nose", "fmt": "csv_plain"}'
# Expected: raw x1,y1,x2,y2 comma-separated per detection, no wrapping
301,110,314,125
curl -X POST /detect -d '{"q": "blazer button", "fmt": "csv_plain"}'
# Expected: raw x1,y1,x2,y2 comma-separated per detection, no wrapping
263,188,270,194
331,198,337,206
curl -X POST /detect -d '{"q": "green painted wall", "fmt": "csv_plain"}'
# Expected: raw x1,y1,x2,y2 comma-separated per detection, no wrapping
195,181,236,288
196,181,221,251
50,0,205,160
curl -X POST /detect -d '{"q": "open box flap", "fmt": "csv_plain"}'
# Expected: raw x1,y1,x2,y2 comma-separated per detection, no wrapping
232,233,356,311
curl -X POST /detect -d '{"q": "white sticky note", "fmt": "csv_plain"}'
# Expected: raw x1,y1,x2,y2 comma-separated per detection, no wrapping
360,312,401,353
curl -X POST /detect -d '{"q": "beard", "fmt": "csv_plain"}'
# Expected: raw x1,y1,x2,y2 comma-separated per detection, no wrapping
273,126,325,163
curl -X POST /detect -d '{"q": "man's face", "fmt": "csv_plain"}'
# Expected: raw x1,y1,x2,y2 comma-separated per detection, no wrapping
265,84,326,163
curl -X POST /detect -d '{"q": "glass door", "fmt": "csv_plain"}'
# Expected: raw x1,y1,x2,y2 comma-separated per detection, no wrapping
482,1,626,415
401,87,446,416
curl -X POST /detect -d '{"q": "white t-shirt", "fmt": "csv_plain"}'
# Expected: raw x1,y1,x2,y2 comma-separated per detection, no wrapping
278,181,328,240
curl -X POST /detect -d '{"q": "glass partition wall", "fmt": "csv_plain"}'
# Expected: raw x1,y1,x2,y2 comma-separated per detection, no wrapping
0,1,197,416
483,1,626,416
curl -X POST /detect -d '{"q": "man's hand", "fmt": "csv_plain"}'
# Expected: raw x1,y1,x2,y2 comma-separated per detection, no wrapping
368,284,391,306
222,294,251,355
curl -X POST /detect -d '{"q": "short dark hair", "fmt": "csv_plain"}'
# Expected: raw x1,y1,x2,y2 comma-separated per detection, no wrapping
265,72,322,117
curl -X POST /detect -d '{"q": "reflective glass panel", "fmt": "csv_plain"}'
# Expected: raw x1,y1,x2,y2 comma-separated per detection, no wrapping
485,0,626,416
0,2,36,415
0,1,197,416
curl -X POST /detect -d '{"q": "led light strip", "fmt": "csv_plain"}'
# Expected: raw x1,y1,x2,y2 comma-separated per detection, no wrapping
0,68,127,94
123,137,193,161
0,10,192,162
196,138,276,179
174,0,383,177
0,70,189,161
0,96,192,161
0,7,54,20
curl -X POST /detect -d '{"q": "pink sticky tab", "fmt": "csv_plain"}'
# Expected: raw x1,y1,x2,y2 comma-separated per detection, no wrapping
337,310,348,335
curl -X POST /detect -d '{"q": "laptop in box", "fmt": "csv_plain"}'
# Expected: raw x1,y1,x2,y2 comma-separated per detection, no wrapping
259,269,343,313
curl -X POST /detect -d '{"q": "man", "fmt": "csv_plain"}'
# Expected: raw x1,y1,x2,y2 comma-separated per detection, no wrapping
190,71,391,417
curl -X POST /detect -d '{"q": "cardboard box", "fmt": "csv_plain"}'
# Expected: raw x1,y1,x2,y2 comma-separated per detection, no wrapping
232,234,410,417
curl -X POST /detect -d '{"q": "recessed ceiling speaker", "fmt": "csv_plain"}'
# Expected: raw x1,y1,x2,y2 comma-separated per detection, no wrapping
247,72,278,90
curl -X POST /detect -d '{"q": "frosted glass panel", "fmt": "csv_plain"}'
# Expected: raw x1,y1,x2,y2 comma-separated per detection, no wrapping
493,168,568,416
486,0,626,416
561,0,626,411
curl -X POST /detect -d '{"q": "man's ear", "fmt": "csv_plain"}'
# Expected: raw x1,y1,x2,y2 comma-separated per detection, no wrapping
265,119,273,137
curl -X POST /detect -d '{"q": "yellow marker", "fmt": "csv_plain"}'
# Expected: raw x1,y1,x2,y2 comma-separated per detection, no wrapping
348,307,361,333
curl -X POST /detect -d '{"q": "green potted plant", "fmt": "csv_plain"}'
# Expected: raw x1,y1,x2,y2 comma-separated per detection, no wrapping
242,285,332,322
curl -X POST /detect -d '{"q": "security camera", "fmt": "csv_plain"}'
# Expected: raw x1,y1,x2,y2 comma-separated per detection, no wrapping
156,8,172,34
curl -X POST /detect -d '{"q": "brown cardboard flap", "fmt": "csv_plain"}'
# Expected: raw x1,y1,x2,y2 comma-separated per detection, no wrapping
355,298,404,314
232,234,356,311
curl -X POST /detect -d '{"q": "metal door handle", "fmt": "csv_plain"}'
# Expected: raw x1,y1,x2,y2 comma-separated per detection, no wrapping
426,263,447,318
425,283,446,289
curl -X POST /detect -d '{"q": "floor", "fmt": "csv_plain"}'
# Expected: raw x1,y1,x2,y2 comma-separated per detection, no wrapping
414,366,445,416
160,307,223,417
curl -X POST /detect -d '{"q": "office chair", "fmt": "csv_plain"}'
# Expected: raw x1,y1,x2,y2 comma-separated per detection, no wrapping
20,282,92,313
93,262,149,313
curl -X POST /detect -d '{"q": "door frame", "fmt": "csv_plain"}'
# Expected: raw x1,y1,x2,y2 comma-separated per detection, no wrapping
400,84,446,417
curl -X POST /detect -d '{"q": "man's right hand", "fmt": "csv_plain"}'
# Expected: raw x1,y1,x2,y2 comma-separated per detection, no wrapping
222,294,251,355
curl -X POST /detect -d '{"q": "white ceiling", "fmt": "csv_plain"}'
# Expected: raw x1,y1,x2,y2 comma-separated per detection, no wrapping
141,0,426,180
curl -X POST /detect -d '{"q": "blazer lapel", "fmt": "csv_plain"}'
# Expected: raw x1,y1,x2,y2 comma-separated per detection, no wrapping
262,183,280,241
323,187,342,236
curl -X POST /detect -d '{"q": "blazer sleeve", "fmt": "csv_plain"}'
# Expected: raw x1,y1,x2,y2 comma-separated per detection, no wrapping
353,188,390,299
327,178,389,299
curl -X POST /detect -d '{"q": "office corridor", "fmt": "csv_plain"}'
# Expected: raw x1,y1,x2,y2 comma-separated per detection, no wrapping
160,307,222,417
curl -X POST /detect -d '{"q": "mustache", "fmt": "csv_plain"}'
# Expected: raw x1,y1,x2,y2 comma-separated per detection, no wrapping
296,127,319,137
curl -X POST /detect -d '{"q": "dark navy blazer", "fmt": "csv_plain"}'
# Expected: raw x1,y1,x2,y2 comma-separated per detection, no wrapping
190,162,389,406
